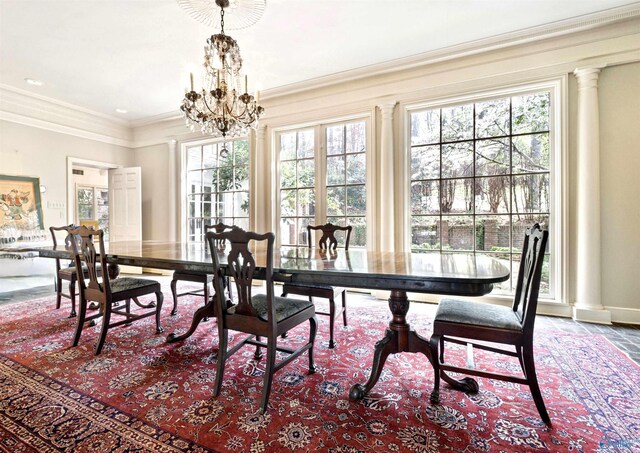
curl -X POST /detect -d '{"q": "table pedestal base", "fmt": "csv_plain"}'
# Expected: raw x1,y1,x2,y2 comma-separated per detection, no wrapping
349,289,481,400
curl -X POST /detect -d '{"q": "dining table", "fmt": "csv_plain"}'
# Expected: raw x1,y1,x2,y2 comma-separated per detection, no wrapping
33,239,510,400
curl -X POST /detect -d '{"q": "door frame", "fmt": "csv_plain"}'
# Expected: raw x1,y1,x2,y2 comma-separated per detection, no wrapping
66,157,120,224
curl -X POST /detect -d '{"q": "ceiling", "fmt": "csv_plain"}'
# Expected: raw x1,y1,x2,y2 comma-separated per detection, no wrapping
0,0,635,122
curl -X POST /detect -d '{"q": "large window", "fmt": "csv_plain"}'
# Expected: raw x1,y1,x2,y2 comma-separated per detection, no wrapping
279,119,368,247
185,139,249,243
409,91,552,296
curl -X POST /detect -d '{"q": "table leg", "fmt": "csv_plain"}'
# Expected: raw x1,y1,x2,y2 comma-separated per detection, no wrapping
166,298,215,343
349,290,431,400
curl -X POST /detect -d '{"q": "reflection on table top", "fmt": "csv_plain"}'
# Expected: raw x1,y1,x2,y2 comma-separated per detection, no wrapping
33,240,509,296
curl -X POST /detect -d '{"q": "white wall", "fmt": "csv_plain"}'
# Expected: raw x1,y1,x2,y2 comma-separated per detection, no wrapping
598,62,640,319
134,143,172,241
0,121,134,230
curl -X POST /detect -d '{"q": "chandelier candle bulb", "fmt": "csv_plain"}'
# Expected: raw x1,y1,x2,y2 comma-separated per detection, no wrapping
190,72,194,91
245,75,248,93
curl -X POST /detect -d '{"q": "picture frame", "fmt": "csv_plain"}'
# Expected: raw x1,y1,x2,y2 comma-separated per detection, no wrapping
0,174,44,231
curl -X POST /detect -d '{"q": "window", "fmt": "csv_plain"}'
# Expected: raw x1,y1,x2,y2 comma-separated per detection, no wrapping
278,119,368,247
76,185,109,237
185,139,249,243
409,90,552,296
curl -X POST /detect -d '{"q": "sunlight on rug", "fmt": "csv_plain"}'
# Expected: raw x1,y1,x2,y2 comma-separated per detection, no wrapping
1,292,639,452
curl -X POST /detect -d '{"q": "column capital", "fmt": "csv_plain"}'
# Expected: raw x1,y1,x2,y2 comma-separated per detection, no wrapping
167,138,177,149
573,65,606,89
378,101,397,119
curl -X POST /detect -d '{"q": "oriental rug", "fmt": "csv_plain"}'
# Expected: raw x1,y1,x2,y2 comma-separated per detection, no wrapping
0,292,639,452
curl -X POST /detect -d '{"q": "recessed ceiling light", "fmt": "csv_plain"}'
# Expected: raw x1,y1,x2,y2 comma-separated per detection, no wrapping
24,78,43,86
115,108,128,114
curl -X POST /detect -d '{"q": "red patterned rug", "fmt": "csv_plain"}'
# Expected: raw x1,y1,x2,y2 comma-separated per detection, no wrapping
1,291,639,452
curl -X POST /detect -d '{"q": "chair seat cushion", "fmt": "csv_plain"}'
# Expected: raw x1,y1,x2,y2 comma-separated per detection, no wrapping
283,283,345,298
228,294,313,322
110,277,160,295
59,263,102,277
435,298,522,331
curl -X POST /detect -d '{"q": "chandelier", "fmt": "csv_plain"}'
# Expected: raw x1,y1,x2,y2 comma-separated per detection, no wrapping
180,0,264,138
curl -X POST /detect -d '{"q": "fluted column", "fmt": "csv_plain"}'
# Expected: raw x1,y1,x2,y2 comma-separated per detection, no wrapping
379,102,397,252
573,66,611,324
167,139,178,242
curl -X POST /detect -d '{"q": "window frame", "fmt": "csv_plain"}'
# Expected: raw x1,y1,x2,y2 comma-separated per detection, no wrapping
180,136,251,243
401,78,568,305
274,114,373,248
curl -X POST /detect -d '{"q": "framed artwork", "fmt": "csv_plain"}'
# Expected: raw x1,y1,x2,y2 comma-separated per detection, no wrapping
0,174,44,230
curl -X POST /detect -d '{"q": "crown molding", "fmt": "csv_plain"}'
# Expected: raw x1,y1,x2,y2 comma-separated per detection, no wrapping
0,110,133,148
0,84,133,146
264,3,640,99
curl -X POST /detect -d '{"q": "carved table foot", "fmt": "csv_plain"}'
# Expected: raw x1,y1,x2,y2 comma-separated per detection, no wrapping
349,290,432,400
166,302,215,343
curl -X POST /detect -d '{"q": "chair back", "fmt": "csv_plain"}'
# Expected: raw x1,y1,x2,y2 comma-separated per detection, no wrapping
68,225,110,303
205,222,233,250
512,223,548,333
49,224,79,270
308,223,352,251
207,227,275,321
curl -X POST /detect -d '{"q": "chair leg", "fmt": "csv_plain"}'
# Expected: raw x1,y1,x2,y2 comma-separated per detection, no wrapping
429,335,441,403
170,277,178,315
341,290,347,326
279,289,289,339
68,280,77,318
213,329,228,397
254,336,263,360
202,283,210,322
155,291,164,333
522,345,550,423
55,277,62,309
308,315,317,374
125,298,132,325
260,334,277,413
328,296,336,349
95,305,111,355
72,297,87,347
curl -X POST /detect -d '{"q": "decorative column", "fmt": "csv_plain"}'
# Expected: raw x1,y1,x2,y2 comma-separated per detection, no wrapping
252,125,268,234
379,102,397,252
573,66,611,324
167,139,178,242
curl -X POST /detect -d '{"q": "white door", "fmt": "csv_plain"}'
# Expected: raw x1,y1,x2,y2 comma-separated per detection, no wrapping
108,167,142,274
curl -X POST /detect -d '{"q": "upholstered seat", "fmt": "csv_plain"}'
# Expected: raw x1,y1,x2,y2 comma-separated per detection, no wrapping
435,299,522,331
243,294,314,323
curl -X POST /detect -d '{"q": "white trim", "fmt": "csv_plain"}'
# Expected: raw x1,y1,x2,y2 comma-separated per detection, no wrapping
605,306,640,325
0,110,133,148
573,306,613,325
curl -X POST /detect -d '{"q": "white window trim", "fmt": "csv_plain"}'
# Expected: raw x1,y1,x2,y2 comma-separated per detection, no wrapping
399,77,568,307
272,113,373,248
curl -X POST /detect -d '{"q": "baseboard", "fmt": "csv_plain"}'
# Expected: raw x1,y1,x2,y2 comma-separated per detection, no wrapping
573,306,613,325
604,306,640,325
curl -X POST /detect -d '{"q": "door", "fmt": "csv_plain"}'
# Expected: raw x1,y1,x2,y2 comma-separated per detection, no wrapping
109,167,142,274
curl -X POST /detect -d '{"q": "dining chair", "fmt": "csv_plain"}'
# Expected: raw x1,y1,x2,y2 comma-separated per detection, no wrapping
50,224,101,318
170,222,232,319
68,225,164,355
281,223,352,348
429,223,550,423
207,226,317,413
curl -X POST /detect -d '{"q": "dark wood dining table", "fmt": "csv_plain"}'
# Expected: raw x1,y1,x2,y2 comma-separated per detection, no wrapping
34,240,509,400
